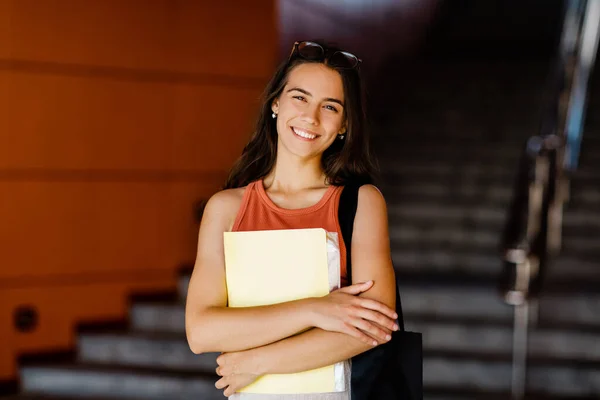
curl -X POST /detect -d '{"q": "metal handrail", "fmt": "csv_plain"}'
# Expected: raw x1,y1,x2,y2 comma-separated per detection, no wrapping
498,1,600,399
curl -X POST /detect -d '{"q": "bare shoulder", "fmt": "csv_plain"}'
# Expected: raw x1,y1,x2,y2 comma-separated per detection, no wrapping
357,184,387,211
202,187,247,230
206,187,245,211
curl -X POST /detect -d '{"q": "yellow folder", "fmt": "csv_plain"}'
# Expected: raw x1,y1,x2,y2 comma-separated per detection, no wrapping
223,228,335,394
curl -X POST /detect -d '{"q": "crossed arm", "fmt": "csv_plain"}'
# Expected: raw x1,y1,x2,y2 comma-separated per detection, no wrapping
185,185,396,395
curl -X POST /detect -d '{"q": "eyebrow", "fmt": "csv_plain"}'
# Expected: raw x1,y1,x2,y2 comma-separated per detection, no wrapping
286,87,345,107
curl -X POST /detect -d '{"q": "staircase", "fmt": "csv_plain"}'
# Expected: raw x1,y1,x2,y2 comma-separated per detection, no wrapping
13,283,222,400
5,61,600,399
375,61,600,399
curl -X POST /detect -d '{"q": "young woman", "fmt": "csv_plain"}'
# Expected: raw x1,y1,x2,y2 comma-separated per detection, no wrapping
185,40,398,398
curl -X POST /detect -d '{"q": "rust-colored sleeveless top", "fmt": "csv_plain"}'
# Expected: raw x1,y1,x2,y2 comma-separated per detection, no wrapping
232,180,348,287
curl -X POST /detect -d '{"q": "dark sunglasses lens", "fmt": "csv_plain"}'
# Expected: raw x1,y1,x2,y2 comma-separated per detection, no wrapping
297,42,324,60
328,51,358,68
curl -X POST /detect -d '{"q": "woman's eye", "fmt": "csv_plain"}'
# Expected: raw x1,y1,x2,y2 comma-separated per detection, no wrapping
293,95,306,102
325,105,338,112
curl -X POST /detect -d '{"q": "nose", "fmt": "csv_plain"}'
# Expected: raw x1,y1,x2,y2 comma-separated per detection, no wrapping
300,104,319,126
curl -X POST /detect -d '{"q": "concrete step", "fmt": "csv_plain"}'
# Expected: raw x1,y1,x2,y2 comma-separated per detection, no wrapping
380,179,600,209
388,201,600,231
19,356,599,399
130,302,184,333
36,321,600,399
79,321,600,373
1,396,137,400
390,221,600,253
424,356,600,397
19,364,221,400
391,240,600,282
410,320,600,362
380,163,600,191
377,135,600,162
381,180,514,205
77,331,217,372
391,248,502,277
387,202,506,231
399,282,600,328
0,396,135,400
130,302,185,334
425,390,599,400
390,223,501,250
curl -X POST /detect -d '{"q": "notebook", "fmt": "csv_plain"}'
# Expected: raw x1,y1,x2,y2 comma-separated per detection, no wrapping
223,228,336,394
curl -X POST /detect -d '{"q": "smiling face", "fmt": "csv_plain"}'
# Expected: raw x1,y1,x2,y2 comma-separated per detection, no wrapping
271,63,347,161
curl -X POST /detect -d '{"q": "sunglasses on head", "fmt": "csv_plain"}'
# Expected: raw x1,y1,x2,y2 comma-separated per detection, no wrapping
288,41,362,70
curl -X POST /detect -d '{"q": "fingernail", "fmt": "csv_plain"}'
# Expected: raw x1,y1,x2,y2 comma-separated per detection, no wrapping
386,334,391,340
393,313,398,319
372,340,378,346
393,324,399,331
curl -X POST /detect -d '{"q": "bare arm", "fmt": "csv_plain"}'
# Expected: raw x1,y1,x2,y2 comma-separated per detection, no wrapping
254,186,396,373
218,185,398,376
185,190,316,354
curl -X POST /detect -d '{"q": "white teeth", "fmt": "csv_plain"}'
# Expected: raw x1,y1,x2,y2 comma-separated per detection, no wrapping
293,128,317,139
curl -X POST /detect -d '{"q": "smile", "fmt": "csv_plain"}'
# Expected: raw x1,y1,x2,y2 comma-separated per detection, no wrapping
292,127,319,140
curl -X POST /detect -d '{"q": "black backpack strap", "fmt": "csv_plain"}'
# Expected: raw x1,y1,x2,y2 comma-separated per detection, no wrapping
338,183,361,282
338,183,405,331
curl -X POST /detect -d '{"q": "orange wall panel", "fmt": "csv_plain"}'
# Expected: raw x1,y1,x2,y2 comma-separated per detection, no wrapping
171,0,276,78
0,178,225,279
1,181,165,278
7,0,277,79
0,0,11,59
2,71,171,170
0,0,277,383
0,70,7,133
1,71,263,171
8,0,174,71
159,178,227,266
170,83,260,171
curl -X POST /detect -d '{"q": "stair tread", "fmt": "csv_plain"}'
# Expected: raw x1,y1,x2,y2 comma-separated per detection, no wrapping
77,322,600,367
425,387,600,400
19,362,222,400
21,361,215,379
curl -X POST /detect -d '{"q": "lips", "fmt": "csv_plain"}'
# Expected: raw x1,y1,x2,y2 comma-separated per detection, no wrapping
291,127,319,140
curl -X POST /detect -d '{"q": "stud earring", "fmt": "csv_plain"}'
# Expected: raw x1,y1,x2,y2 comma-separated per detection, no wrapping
272,113,277,119
338,133,345,140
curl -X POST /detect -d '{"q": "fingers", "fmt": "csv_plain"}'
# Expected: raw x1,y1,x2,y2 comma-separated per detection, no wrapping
217,378,234,398
343,322,379,346
224,386,234,397
354,297,398,320
216,353,226,366
215,377,227,389
337,283,398,320
354,308,399,332
349,317,392,344
338,280,373,295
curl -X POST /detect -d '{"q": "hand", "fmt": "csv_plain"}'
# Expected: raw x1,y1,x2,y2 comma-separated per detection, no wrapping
215,373,259,397
310,281,398,345
215,351,261,397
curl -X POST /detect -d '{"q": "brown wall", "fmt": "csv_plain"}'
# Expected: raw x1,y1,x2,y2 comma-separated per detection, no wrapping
0,0,276,380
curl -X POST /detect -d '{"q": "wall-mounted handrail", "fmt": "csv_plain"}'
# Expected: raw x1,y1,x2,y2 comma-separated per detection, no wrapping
498,1,600,399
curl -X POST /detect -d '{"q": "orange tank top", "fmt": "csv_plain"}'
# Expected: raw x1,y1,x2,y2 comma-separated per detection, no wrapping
232,180,348,287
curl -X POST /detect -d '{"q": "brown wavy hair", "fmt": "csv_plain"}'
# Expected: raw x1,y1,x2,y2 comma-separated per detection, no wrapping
224,40,378,189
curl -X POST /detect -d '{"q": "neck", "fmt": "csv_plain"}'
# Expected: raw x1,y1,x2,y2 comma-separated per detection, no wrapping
263,154,327,193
